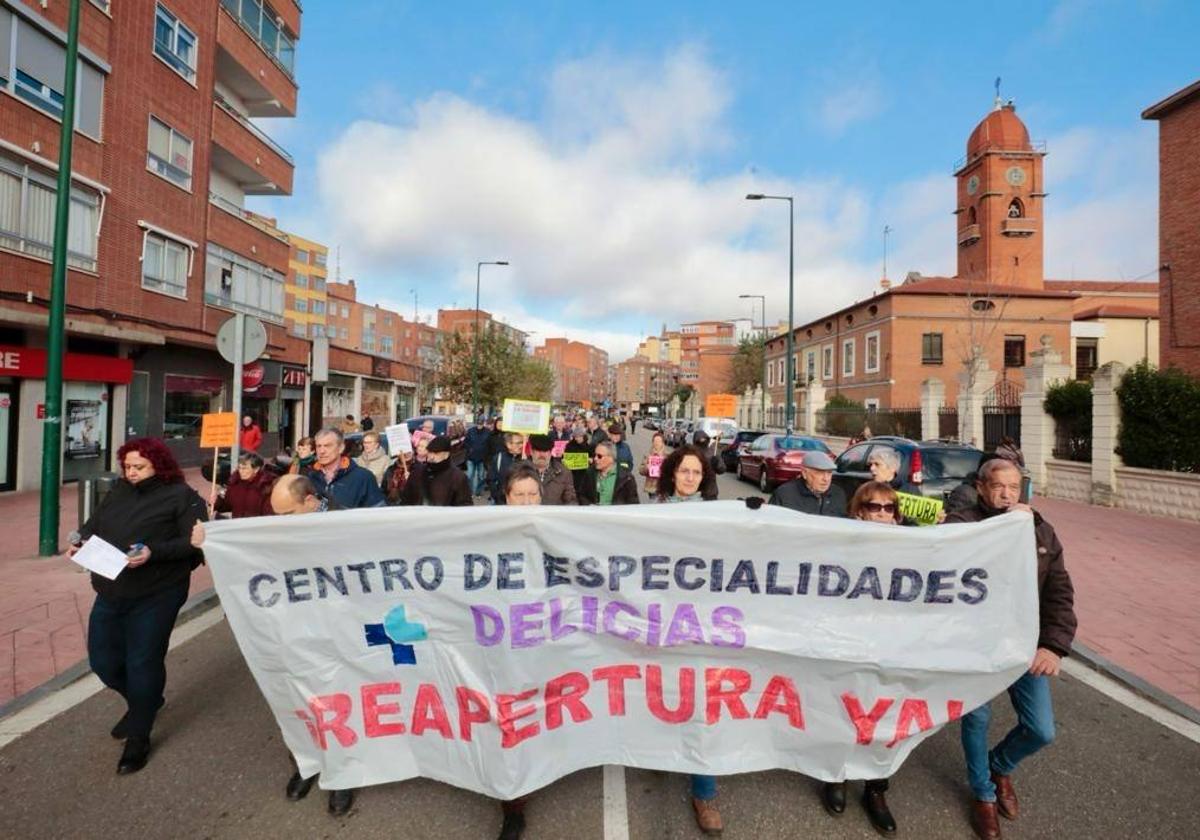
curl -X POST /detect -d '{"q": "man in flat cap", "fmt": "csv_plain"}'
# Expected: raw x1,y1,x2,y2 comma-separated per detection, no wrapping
401,435,473,506
528,434,578,505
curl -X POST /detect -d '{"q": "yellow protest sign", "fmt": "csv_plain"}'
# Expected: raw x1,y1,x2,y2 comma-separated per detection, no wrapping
562,452,590,471
896,492,944,526
200,412,238,449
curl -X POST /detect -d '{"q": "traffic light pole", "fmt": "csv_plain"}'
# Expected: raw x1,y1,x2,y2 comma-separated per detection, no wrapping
38,0,82,557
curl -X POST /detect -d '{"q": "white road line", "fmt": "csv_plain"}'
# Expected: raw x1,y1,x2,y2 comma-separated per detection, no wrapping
602,763,630,840
0,607,226,750
1062,657,1200,743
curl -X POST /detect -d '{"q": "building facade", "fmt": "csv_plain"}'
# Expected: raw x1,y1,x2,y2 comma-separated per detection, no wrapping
0,0,306,491
437,308,528,348
1143,78,1200,378
534,337,609,407
614,357,677,412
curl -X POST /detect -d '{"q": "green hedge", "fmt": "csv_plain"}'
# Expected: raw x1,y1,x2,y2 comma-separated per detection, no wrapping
1044,380,1092,461
1116,363,1200,473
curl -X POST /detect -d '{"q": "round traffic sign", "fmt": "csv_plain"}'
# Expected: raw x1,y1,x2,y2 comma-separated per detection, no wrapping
216,315,268,365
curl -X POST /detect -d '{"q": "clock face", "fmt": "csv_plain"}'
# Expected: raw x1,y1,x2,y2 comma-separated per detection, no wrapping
1006,166,1026,186
966,175,980,196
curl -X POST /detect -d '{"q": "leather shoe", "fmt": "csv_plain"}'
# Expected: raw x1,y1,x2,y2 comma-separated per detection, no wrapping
821,781,847,816
285,770,316,801
328,788,355,817
498,809,526,840
862,788,897,835
991,772,1019,820
691,797,723,836
117,736,150,775
970,800,1002,840
110,712,130,740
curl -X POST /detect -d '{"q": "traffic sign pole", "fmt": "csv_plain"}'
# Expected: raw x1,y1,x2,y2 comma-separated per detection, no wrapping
231,313,244,468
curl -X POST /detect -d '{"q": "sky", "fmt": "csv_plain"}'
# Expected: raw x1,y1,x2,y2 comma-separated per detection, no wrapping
249,0,1199,361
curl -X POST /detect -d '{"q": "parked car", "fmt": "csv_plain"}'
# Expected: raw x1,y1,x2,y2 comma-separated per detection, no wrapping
831,436,985,502
688,417,738,447
669,420,695,447
403,415,468,468
736,434,835,493
720,430,767,472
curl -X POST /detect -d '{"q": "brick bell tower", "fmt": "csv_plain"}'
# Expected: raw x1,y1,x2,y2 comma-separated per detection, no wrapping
954,96,1046,289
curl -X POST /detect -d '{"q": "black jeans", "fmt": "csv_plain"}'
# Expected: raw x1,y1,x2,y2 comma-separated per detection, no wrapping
87,582,189,738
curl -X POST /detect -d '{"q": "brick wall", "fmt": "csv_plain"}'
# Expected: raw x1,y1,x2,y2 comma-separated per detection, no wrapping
1158,100,1200,376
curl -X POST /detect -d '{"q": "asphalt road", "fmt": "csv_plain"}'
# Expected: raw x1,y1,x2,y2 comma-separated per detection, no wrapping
2,426,1198,839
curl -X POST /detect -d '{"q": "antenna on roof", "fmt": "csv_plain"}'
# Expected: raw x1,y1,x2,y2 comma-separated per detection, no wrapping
882,224,893,289
994,76,1002,110
335,244,342,282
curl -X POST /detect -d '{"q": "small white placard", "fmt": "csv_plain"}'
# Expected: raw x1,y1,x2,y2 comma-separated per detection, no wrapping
72,535,130,580
384,423,413,454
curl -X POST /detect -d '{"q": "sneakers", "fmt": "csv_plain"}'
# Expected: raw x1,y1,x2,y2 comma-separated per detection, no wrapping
691,797,723,836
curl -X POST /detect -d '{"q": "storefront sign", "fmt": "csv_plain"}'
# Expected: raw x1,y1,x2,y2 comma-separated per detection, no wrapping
282,367,307,388
242,362,266,391
0,346,133,384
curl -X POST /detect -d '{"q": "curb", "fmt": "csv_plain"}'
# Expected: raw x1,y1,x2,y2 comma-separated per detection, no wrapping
0,588,222,722
1071,641,1200,726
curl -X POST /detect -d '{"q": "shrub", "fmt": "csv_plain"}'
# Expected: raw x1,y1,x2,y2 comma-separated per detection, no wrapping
1044,380,1092,461
1116,362,1200,473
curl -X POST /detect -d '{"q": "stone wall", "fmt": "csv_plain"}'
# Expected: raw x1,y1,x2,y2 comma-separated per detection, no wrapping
1113,466,1200,523
1044,459,1092,504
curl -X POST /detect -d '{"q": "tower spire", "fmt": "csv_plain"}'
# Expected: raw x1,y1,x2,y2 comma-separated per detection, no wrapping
994,76,1003,110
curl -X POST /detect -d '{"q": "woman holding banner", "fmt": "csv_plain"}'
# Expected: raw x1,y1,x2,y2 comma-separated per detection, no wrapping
655,445,722,834
638,432,668,496
818,480,902,834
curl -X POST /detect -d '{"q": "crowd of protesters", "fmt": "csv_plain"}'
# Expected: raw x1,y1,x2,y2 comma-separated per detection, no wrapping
69,408,1070,840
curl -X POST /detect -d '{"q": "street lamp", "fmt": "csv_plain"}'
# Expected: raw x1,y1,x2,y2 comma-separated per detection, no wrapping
474,260,509,418
746,193,794,431
739,293,767,429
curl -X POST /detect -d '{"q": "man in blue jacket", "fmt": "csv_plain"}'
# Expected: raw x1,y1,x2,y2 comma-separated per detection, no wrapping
308,428,385,508
465,415,492,497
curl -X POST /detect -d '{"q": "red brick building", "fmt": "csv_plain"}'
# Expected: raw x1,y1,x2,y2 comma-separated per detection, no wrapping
614,356,677,412
533,338,609,407
1143,79,1200,377
437,308,528,348
0,0,305,490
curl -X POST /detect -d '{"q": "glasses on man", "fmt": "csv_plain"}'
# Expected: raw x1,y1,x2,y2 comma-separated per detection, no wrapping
862,501,896,513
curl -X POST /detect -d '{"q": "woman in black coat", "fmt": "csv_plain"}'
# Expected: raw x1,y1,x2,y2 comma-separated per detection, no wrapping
68,437,207,775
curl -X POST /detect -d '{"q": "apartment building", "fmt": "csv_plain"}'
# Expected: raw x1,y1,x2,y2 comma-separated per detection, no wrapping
533,338,609,407
614,357,678,411
437,308,528,348
0,0,309,490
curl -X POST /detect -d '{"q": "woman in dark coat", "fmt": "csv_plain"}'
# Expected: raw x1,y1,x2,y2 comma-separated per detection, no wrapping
563,424,594,501
67,437,207,775
215,452,276,518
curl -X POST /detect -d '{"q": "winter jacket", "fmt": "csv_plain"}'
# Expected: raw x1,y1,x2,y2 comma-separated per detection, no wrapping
579,466,641,506
488,451,523,504
288,454,316,475
80,476,207,600
487,430,507,462
401,461,474,507
215,469,275,519
611,440,634,472
307,456,385,509
768,479,848,517
465,426,492,462
355,446,391,485
239,424,263,453
945,501,1077,657
564,439,593,500
536,461,578,505
589,427,609,447
381,459,411,505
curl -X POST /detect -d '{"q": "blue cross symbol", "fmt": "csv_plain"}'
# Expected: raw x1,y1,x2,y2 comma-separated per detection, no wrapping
364,604,428,665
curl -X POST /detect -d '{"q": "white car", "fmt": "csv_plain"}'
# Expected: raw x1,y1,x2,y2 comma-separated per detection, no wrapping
689,417,738,446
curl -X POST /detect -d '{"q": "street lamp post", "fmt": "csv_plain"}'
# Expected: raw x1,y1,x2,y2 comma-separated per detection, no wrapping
739,293,767,429
473,260,509,419
746,194,794,431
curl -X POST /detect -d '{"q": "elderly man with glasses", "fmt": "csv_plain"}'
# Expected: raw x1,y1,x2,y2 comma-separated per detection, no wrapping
579,440,640,505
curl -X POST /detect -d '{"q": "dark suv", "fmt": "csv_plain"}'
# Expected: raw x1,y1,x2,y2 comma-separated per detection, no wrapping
831,436,984,501
720,430,767,471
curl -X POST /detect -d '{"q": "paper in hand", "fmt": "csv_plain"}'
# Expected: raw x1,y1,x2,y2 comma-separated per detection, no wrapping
71,535,130,580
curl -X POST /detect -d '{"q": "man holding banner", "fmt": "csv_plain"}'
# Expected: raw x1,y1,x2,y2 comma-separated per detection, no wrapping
946,458,1076,840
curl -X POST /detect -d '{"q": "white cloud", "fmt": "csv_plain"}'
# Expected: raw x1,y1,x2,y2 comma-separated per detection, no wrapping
816,78,884,136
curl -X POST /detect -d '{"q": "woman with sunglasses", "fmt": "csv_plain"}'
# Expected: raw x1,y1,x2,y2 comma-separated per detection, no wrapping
820,480,902,835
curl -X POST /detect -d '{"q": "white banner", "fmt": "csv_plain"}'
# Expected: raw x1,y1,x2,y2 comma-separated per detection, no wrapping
201,503,1038,799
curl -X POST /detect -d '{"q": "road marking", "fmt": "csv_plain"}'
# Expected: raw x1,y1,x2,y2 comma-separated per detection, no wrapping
602,763,630,840
0,607,226,750
1062,657,1200,743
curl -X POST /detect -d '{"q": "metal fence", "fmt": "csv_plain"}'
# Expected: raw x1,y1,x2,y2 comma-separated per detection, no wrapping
1052,423,1092,462
938,406,958,440
817,407,923,440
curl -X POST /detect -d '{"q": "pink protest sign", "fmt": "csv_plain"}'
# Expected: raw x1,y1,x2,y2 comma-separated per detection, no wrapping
551,440,568,458
648,455,664,478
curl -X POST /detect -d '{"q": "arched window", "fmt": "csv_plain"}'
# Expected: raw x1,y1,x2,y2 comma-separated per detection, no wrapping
1007,198,1024,218
967,206,977,225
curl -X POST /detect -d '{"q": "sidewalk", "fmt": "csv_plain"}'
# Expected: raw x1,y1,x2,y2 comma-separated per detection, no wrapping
0,469,215,707
2,466,1198,719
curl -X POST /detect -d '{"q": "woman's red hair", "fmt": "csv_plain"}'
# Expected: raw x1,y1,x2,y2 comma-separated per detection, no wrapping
118,437,185,484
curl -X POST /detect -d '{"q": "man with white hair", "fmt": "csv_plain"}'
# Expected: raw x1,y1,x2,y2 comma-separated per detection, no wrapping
768,450,847,517
945,458,1076,840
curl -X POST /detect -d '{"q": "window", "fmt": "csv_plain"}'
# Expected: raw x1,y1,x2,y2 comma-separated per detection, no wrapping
340,327,348,339
767,360,774,387
154,5,197,82
1004,335,1026,368
842,339,855,377
294,247,309,263
204,242,285,323
146,116,192,190
311,299,325,315
163,374,222,438
293,271,308,288
222,0,297,76
384,315,392,327
314,252,327,267
362,332,375,352
865,399,880,411
341,305,349,318
312,324,325,338
777,359,784,384
822,345,833,379
865,331,880,373
1008,198,1024,219
806,351,816,383
1076,338,1099,380
0,151,100,271
312,277,326,293
922,333,943,365
141,229,191,298
381,336,394,356
294,297,307,312
291,321,306,338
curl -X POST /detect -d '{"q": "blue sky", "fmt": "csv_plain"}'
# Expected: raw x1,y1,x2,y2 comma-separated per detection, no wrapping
250,0,1198,359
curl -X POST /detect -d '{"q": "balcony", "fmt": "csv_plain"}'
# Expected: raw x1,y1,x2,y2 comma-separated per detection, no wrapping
208,193,290,273
1001,217,1038,237
957,223,981,247
215,6,297,118
211,97,294,195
